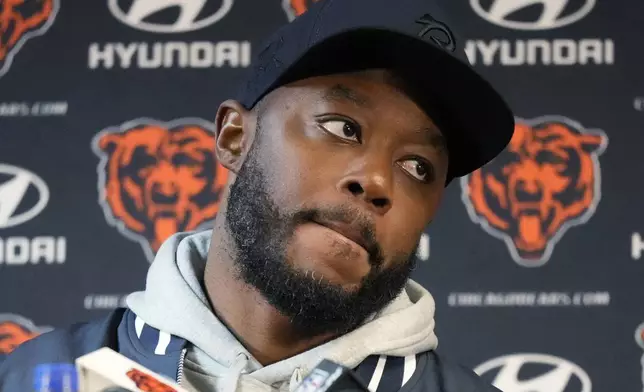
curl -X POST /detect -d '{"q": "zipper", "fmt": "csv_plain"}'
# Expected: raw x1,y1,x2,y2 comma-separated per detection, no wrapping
176,348,188,385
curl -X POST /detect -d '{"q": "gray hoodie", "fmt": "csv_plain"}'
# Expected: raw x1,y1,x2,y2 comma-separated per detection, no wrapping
127,230,438,392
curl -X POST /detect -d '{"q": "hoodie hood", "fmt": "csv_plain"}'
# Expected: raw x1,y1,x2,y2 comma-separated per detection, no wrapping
127,230,438,391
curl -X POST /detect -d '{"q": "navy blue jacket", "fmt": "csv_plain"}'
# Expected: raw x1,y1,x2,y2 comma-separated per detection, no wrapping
0,308,498,392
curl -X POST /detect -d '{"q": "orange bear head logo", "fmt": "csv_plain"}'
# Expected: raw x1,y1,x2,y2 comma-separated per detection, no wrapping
282,0,320,21
0,314,47,357
93,118,228,262
461,116,608,266
0,0,59,78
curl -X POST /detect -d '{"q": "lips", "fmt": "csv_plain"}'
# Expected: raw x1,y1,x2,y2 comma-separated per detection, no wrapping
312,219,369,252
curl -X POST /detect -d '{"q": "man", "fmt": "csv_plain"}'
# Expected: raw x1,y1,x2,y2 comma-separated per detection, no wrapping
0,0,514,391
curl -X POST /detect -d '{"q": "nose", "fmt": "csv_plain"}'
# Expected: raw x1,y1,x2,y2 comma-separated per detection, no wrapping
338,164,393,215
515,180,543,203
151,183,178,204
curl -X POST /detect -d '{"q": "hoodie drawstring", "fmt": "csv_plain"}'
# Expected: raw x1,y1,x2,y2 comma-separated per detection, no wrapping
288,368,304,392
223,353,249,392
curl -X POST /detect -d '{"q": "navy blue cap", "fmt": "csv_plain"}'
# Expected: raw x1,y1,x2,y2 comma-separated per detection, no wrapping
236,0,515,182
33,363,78,392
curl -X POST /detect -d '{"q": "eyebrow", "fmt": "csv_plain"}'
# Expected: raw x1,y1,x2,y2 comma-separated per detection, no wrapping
413,127,448,154
322,84,371,107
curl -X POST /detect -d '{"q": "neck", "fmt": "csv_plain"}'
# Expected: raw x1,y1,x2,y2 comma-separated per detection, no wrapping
203,216,335,365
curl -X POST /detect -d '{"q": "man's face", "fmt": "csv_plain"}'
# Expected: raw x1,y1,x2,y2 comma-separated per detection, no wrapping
224,70,448,337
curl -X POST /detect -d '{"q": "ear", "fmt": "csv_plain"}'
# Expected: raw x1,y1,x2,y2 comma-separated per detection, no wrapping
215,100,254,174
97,132,121,155
509,123,529,149
579,133,605,154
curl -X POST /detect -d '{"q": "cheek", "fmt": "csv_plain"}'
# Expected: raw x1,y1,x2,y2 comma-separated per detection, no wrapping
383,189,443,257
256,139,324,209
257,117,330,207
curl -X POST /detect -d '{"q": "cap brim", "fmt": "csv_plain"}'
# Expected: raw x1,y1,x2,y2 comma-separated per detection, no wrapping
268,28,515,180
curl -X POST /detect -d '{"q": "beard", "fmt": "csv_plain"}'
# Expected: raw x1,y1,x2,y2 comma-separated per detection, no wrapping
225,133,416,339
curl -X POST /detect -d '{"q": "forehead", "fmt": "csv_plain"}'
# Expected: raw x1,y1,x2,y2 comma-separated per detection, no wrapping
275,69,422,108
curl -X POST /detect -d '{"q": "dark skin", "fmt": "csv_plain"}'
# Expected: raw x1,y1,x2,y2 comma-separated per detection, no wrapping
204,69,449,365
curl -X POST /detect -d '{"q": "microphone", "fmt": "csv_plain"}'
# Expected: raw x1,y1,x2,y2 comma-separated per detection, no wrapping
294,359,371,392
38,348,368,392
75,347,189,392
34,363,79,392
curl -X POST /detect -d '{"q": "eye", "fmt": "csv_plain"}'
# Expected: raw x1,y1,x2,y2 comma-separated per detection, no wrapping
318,119,361,142
398,158,433,183
552,163,567,172
138,167,151,178
172,153,200,167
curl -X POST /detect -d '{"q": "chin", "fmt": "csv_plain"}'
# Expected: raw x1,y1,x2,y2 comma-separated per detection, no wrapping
288,254,370,288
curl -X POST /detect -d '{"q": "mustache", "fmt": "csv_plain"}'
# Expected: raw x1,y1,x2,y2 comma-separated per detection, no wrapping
290,206,384,267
